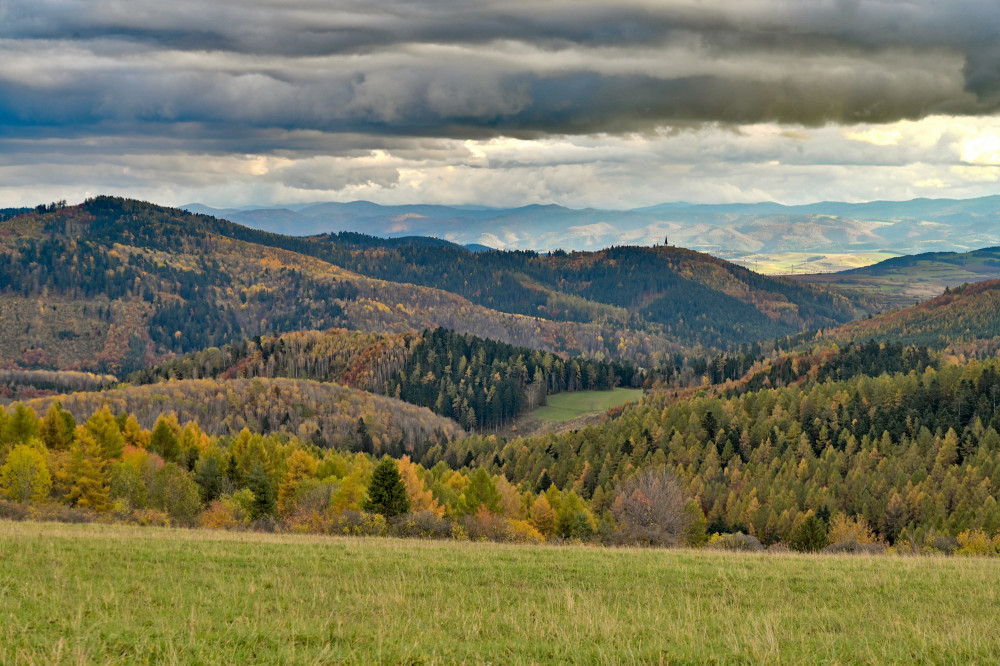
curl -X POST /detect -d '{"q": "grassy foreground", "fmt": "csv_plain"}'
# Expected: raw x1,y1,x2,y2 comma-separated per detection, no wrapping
532,388,644,423
2,522,999,664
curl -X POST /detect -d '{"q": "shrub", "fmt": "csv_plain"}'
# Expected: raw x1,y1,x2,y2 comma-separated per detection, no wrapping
329,510,387,537
30,503,97,524
0,499,30,521
707,532,764,552
828,515,876,546
610,468,691,547
822,540,886,555
391,510,453,539
131,508,172,527
956,529,1000,557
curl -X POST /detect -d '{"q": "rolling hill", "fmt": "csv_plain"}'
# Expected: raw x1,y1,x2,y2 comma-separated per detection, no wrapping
0,197,865,374
794,246,1000,310
24,377,462,455
819,279,1000,352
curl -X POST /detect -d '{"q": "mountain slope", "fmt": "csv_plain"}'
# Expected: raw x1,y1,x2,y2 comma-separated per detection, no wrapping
822,279,1000,351
794,247,1000,309
0,197,866,374
25,377,462,454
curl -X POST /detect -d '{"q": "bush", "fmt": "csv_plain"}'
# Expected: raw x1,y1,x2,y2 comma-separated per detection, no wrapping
956,529,1000,557
0,499,30,521
707,532,764,552
29,503,97,524
822,539,887,555
463,507,515,543
610,468,691,547
329,510,387,537
131,508,171,527
391,510,453,539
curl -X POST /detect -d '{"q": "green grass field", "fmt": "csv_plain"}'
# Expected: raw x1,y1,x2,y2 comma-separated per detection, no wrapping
532,388,644,423
3,521,1000,664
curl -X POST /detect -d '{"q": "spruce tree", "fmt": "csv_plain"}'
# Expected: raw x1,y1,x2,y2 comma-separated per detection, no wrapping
363,457,410,518
247,463,276,519
792,514,829,552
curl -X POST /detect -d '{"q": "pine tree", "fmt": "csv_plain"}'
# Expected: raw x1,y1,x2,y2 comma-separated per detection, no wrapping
247,463,276,519
363,457,410,518
791,514,829,552
39,403,73,451
150,414,181,462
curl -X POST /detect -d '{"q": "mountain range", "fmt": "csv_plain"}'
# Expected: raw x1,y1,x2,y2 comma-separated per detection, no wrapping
184,196,1000,266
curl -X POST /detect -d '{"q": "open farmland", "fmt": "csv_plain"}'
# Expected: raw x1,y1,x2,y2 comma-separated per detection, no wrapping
2,521,999,664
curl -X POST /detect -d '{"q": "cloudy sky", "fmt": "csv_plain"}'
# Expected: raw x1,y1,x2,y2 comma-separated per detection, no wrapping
2,0,1000,209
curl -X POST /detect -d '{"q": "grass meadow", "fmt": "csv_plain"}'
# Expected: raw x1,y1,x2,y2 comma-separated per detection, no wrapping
2,521,1000,664
532,388,644,423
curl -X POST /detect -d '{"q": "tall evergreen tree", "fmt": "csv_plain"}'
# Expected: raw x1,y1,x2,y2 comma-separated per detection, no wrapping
363,457,410,518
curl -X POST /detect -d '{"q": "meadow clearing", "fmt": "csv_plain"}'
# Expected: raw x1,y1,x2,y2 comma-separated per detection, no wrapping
2,520,999,664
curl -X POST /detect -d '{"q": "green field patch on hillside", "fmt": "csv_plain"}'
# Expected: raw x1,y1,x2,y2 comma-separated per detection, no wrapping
532,388,644,422
3,522,1000,664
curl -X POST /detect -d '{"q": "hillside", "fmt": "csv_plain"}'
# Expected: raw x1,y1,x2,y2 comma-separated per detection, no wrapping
0,197,864,374
129,327,641,430
24,377,462,454
0,198,674,372
822,279,1000,352
435,356,1000,547
794,246,1000,309
304,234,863,347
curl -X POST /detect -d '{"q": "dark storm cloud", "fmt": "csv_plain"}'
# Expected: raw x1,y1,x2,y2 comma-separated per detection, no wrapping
1,0,998,142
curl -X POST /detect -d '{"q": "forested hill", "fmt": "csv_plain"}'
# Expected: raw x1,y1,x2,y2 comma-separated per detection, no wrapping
0,198,683,372
795,246,1000,310
0,198,866,374
128,327,641,430
24,377,462,455
824,279,1000,354
438,357,1000,547
308,230,864,346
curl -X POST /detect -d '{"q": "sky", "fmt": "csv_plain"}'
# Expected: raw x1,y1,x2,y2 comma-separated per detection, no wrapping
2,0,1000,210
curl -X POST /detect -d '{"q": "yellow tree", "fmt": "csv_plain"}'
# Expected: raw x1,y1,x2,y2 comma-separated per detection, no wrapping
397,455,444,517
63,428,111,512
84,406,125,460
121,414,150,449
529,493,556,537
278,449,318,515
0,444,52,503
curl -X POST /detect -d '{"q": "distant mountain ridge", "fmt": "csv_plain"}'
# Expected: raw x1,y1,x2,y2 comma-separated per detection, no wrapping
183,195,1000,259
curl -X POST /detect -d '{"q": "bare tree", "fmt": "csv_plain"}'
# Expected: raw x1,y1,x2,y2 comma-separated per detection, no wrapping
611,467,691,547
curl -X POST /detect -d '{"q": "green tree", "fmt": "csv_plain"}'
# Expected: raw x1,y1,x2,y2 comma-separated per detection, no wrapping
84,406,125,460
791,514,829,552
247,463,276,519
0,444,52,503
2,403,38,448
150,414,181,463
363,457,410,518
109,461,148,511
149,462,203,526
39,402,74,451
464,468,502,514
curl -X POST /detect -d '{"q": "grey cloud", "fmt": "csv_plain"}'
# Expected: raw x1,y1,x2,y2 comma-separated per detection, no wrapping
0,0,998,143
